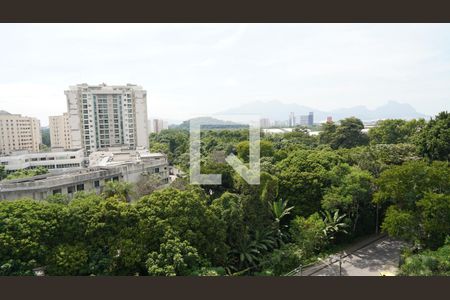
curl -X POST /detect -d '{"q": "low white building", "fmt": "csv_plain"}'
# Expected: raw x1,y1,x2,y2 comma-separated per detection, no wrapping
0,147,169,201
0,149,85,173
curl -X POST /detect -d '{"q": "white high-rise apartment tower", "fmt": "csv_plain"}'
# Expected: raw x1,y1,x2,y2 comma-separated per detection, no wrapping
0,111,41,155
49,112,72,150
65,83,149,154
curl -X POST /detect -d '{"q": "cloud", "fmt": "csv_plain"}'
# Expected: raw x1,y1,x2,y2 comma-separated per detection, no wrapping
0,24,448,122
213,24,248,49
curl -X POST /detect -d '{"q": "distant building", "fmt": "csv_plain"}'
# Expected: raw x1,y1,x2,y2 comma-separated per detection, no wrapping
65,83,149,155
49,113,72,150
260,118,271,128
289,112,296,127
0,111,41,155
0,149,84,173
300,115,309,126
327,116,333,123
149,118,169,133
295,112,314,127
274,120,288,127
308,112,314,126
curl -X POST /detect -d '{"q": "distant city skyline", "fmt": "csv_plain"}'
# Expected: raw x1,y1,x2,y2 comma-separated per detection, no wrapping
1,24,449,126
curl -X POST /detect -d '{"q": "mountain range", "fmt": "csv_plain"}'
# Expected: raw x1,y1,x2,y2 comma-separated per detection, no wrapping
216,100,429,122
174,117,247,129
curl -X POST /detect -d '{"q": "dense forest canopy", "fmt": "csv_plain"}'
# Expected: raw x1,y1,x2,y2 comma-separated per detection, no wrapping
1,112,449,276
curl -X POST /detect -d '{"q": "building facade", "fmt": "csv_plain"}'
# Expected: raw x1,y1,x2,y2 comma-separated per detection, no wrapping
0,149,85,173
149,118,168,133
0,149,168,201
259,118,271,129
65,83,149,154
299,115,309,126
0,111,41,155
297,112,314,127
49,112,72,150
308,112,314,126
288,112,296,127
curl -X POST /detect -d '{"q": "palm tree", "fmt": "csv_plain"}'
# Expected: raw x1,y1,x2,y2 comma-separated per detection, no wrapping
102,181,133,202
270,199,294,244
270,199,294,223
230,236,261,270
253,229,277,253
322,209,348,241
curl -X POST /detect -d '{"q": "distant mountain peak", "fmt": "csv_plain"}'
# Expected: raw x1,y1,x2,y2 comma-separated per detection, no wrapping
217,100,427,122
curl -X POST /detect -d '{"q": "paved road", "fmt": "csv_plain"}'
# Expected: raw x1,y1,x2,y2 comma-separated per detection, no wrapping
310,237,406,276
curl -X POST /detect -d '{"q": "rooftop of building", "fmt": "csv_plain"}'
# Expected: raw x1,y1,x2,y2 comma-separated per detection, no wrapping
0,151,168,190
0,112,39,119
89,147,166,168
0,148,84,159
67,83,144,91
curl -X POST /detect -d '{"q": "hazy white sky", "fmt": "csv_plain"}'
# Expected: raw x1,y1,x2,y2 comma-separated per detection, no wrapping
0,23,449,126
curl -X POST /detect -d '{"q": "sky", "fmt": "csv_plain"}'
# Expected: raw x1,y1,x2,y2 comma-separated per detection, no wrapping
0,23,449,126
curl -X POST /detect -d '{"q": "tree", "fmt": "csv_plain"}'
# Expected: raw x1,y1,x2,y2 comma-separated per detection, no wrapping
41,128,51,147
146,230,203,276
318,122,337,145
276,149,342,216
149,129,189,168
0,165,6,180
270,199,294,225
289,213,327,256
332,117,369,149
374,160,450,210
230,235,262,271
399,238,450,276
270,199,294,244
375,160,450,247
322,165,374,235
0,199,63,275
200,160,235,196
234,172,278,233
5,167,49,180
228,229,277,273
269,126,318,150
262,243,304,276
45,193,70,205
341,144,420,177
319,118,368,149
236,140,274,163
417,111,450,161
322,209,348,242
39,144,50,152
136,188,228,266
102,181,133,202
417,193,450,249
45,243,89,275
381,206,418,242
134,174,164,198
211,192,247,250
62,193,144,275
368,119,424,145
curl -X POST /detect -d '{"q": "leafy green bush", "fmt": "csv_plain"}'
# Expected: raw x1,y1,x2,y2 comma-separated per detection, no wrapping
290,213,327,256
399,238,450,276
263,243,304,276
